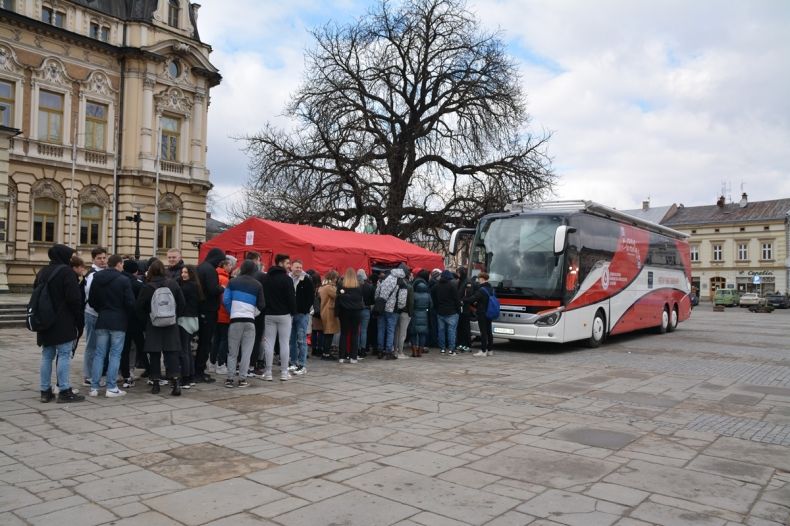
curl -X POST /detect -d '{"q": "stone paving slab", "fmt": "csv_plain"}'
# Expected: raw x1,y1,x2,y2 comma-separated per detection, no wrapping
1,309,790,525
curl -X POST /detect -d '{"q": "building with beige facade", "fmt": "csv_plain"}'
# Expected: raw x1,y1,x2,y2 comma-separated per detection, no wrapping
0,0,220,291
662,195,790,299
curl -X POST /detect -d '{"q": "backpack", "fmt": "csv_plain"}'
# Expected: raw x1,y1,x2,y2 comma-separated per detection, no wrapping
481,287,500,320
26,265,67,332
150,284,177,327
312,293,321,317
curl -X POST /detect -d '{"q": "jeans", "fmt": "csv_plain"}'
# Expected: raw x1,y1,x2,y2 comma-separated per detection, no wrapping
376,311,399,353
394,312,411,353
358,308,371,350
92,329,125,391
41,340,75,391
227,322,256,379
82,311,98,379
289,313,309,367
264,314,292,376
437,313,459,352
210,323,229,366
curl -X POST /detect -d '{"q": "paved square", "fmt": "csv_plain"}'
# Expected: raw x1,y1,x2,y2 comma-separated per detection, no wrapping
1,307,789,525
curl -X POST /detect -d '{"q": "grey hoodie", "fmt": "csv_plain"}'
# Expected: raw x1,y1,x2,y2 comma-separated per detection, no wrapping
375,268,405,313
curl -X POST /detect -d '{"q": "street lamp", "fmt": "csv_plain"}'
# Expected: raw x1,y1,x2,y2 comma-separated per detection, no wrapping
125,204,144,260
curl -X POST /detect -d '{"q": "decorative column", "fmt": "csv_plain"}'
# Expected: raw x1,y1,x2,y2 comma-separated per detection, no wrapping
140,76,156,161
0,126,20,292
190,92,204,178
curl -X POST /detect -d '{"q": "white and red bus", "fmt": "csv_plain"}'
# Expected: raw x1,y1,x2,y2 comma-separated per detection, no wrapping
449,200,692,346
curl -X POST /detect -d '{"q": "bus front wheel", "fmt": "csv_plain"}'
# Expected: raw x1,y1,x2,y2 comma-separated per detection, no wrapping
587,311,606,348
667,305,679,332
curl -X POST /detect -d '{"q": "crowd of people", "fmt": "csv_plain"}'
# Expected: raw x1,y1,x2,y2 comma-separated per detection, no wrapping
34,243,495,404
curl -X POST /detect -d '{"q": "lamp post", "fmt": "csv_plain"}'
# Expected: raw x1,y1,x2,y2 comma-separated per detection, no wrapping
125,204,143,260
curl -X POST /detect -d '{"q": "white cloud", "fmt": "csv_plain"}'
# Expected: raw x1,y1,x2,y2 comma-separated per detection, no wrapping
200,0,790,220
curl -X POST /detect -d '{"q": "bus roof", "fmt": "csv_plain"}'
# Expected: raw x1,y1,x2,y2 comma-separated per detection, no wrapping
503,200,689,241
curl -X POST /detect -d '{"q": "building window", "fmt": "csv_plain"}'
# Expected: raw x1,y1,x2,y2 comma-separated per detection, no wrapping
85,101,108,150
1,0,15,12
79,204,102,246
160,115,180,161
168,60,181,78
0,80,14,127
38,90,64,143
737,243,748,261
761,242,772,260
90,22,110,42
167,0,180,28
690,245,699,262
712,244,722,262
158,210,177,250
42,6,65,27
33,197,58,242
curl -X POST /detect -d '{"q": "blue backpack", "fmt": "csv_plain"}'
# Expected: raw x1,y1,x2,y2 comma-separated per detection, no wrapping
481,287,500,320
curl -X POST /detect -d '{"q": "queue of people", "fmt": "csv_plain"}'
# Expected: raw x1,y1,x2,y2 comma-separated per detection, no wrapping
35,242,494,404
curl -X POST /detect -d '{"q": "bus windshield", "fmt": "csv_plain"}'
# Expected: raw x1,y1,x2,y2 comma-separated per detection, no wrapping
472,215,565,298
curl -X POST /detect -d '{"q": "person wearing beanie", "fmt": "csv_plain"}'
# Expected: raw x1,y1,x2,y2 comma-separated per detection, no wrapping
431,269,461,355
195,247,226,382
120,258,145,387
357,269,374,357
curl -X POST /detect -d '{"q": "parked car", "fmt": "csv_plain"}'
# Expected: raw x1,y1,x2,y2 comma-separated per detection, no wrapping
713,288,740,307
765,293,790,309
739,293,761,308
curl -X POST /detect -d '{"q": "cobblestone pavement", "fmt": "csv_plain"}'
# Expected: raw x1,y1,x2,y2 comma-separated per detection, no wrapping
1,307,789,526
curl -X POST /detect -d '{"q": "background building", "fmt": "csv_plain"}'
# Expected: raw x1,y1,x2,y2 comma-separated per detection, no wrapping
662,194,790,298
0,0,220,290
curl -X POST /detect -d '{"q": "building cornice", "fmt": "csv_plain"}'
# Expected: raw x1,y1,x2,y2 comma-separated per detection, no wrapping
0,8,120,55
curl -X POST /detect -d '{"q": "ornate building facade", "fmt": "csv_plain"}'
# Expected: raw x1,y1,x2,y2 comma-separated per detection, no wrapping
0,0,220,290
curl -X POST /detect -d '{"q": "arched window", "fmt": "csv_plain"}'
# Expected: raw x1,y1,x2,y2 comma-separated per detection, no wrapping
80,203,102,246
33,197,58,242
167,0,180,28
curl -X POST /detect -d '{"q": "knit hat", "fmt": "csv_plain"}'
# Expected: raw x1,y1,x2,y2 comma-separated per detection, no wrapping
440,269,454,281
225,255,237,268
357,269,368,282
431,268,442,279
123,260,139,274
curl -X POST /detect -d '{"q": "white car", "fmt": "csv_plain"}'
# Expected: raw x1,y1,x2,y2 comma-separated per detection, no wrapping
739,293,761,307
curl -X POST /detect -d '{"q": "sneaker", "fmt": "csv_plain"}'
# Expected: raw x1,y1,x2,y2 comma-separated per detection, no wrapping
105,388,126,398
473,350,487,357
57,388,85,403
224,379,235,388
181,383,191,390
40,388,55,403
253,368,266,378
288,364,297,372
83,378,91,386
487,351,494,357
349,359,358,364
293,366,306,376
280,372,291,381
262,373,273,381
440,349,446,354
88,389,99,397
447,350,457,356
216,365,228,375
122,378,135,388
238,379,249,388
338,359,346,364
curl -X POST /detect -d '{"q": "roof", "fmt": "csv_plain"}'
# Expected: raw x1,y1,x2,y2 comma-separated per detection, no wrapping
69,1,201,41
620,205,676,225
206,216,230,238
663,198,790,227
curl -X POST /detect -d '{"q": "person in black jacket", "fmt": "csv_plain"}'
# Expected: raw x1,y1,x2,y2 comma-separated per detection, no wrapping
136,259,186,395
357,269,375,357
262,254,297,381
336,268,365,363
456,266,473,352
195,247,225,382
37,244,85,403
120,259,145,387
288,259,314,375
178,264,203,388
244,252,267,374
88,254,135,397
431,269,461,355
464,272,494,357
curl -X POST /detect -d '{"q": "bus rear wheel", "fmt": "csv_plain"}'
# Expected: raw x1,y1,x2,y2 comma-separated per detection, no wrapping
667,305,679,332
587,311,606,348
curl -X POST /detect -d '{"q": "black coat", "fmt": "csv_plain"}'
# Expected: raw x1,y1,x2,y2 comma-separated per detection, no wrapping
294,275,315,314
88,268,135,331
167,259,185,280
136,276,185,353
464,281,491,316
34,244,84,347
335,286,364,317
361,282,375,306
197,248,225,314
263,266,297,316
179,279,202,318
432,278,461,316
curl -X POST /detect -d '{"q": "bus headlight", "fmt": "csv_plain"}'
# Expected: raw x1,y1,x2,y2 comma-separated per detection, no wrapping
535,308,563,326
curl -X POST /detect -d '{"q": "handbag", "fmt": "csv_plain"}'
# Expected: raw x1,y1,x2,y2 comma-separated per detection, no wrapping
373,283,398,315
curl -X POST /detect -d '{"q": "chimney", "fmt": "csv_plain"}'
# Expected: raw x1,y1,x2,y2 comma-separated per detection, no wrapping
739,192,748,208
716,195,726,207
642,199,650,211
191,3,201,23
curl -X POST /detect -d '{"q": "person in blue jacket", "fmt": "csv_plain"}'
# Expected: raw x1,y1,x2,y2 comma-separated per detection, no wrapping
222,260,265,388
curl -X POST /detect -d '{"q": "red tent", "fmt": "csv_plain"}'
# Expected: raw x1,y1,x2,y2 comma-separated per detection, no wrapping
199,218,444,275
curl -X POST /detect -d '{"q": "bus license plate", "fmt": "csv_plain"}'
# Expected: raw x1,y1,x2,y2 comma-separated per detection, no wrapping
493,327,515,335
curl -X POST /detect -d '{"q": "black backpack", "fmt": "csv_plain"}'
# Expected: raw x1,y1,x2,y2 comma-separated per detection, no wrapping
27,265,67,332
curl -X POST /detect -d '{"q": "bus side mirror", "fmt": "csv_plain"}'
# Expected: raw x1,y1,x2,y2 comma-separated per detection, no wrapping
449,228,476,255
554,226,576,255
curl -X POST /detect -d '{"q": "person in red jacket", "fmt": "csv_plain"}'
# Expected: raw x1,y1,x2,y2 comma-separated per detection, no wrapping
210,256,235,375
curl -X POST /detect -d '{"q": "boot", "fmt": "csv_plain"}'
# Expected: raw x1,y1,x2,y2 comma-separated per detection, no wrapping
56,388,85,403
411,345,418,358
170,378,181,396
416,347,422,358
40,387,54,403
151,380,161,394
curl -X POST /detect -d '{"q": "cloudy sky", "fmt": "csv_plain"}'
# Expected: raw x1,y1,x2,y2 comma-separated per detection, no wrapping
198,0,790,222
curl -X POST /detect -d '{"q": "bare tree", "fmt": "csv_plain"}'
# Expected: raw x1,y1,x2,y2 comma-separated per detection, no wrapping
241,0,555,248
